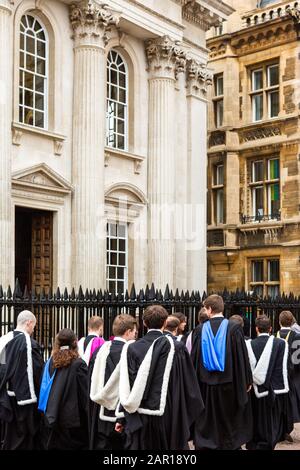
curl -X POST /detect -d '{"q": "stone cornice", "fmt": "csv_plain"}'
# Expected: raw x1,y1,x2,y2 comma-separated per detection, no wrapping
70,0,120,47
145,35,187,79
182,0,224,31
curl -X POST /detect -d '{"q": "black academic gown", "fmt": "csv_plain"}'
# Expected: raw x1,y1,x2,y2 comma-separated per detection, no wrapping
40,357,88,450
88,340,126,450
191,317,253,450
123,330,204,450
246,335,293,450
0,331,44,450
277,328,300,423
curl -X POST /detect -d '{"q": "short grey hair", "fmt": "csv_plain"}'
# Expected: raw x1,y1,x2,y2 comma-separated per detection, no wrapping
17,310,36,326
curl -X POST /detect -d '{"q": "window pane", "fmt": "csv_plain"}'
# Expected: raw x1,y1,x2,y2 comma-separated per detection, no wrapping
110,252,117,265
253,94,263,121
110,239,117,251
117,135,125,149
24,108,34,125
118,103,125,119
110,69,118,85
36,58,45,76
20,52,24,68
119,72,126,88
216,100,223,127
268,260,279,281
110,85,118,101
117,267,124,279
216,189,224,224
35,111,44,128
119,253,126,266
252,69,263,91
267,285,279,299
26,36,35,54
35,93,44,111
215,165,224,185
268,183,280,216
119,88,126,104
215,75,223,96
253,186,264,218
252,161,264,182
268,65,279,87
252,260,263,282
24,89,33,107
268,159,279,179
35,76,44,93
119,239,125,252
118,225,126,238
106,222,127,294
108,281,115,293
37,40,45,58
24,72,34,89
117,282,124,293
20,33,24,51
25,54,35,72
269,91,279,118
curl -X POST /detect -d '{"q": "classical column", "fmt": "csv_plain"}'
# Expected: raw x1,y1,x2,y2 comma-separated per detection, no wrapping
70,1,119,290
186,59,212,292
146,36,185,290
0,1,13,287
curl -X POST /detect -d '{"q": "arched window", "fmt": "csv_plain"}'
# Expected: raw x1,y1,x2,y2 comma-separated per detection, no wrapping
19,14,48,129
106,50,128,151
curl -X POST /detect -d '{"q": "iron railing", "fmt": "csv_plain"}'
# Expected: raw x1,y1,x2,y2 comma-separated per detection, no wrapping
240,213,281,224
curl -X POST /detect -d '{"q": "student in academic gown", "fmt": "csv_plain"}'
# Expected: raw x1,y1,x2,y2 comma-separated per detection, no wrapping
38,328,88,450
276,311,300,428
246,314,293,450
117,305,204,450
78,316,105,365
190,295,253,450
88,314,137,450
0,310,44,450
163,316,180,339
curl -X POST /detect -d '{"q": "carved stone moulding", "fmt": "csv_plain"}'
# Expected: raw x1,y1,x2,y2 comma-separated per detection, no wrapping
239,124,282,144
209,131,226,148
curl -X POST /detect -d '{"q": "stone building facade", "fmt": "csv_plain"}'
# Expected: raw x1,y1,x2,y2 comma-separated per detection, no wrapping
0,0,232,294
207,0,300,296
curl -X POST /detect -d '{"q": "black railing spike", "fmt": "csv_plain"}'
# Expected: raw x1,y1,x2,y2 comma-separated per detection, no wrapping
145,284,150,300
130,283,136,300
23,285,30,300
195,291,201,302
40,287,46,301
117,290,123,302
180,290,185,301
56,287,61,300
98,289,103,300
104,289,110,301
125,289,129,301
13,278,22,299
158,289,163,301
48,287,53,300
71,288,76,300
202,291,207,301
185,290,190,302
111,290,116,302
78,286,84,300
149,283,155,300
31,286,37,301
174,288,180,301
170,290,174,300
84,288,90,300
139,289,145,301
0,284,3,299
7,285,12,299
164,284,170,301
92,289,97,300
63,287,69,300
190,291,195,301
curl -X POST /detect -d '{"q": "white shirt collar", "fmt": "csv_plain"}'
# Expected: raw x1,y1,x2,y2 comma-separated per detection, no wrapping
113,336,126,343
258,333,270,336
210,313,224,318
148,329,163,333
280,327,291,330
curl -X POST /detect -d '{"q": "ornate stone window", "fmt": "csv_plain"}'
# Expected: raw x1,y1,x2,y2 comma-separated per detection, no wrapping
250,63,279,122
19,14,48,129
213,74,224,128
250,157,280,221
249,258,280,298
212,163,224,224
106,222,127,294
106,50,128,151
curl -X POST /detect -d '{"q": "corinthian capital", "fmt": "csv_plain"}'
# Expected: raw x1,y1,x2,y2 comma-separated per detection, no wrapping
145,35,186,79
186,59,213,98
70,0,120,48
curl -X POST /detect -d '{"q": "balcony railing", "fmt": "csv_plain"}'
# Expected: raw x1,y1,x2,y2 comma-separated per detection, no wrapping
240,212,280,224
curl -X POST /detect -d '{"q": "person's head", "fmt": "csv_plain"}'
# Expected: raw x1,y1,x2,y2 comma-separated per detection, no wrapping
88,316,103,336
143,305,168,330
230,314,244,328
112,314,138,341
203,295,224,317
164,316,180,336
255,314,271,335
198,307,209,325
16,310,36,336
172,312,187,334
52,328,78,368
279,310,294,328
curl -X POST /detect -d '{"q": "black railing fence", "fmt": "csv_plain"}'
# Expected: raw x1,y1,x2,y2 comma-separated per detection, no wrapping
1,279,300,359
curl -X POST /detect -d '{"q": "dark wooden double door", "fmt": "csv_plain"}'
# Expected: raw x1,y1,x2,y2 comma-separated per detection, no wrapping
15,207,53,295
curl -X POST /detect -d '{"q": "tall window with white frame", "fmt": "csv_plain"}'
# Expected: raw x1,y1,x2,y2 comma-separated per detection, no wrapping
106,222,128,294
250,157,280,221
213,74,224,128
251,63,279,122
19,14,48,129
106,50,128,151
250,258,280,298
212,163,224,224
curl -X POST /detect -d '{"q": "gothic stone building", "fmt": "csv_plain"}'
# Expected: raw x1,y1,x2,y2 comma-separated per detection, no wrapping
0,0,232,295
207,0,300,296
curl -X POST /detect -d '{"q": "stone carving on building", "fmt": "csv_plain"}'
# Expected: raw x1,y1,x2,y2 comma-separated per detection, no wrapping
287,6,300,38
239,125,281,143
183,0,223,30
186,59,213,97
209,131,226,147
70,0,120,46
145,35,187,79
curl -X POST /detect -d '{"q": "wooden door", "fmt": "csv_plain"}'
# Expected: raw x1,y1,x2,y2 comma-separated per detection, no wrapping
31,211,53,294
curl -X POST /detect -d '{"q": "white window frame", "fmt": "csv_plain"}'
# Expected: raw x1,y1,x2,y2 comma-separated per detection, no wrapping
106,50,128,151
106,222,128,294
19,14,48,130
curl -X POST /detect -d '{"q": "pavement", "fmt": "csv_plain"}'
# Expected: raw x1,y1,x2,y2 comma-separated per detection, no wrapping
276,423,300,450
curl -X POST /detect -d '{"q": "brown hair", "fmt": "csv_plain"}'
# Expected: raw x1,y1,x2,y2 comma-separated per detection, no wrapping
230,314,244,327
88,316,103,331
143,305,168,329
112,314,137,337
279,310,294,328
198,307,209,324
203,295,224,314
165,316,180,333
52,328,79,369
172,312,186,324
255,314,271,333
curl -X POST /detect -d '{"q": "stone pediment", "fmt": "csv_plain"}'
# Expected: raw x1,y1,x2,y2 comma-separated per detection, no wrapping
12,163,72,195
